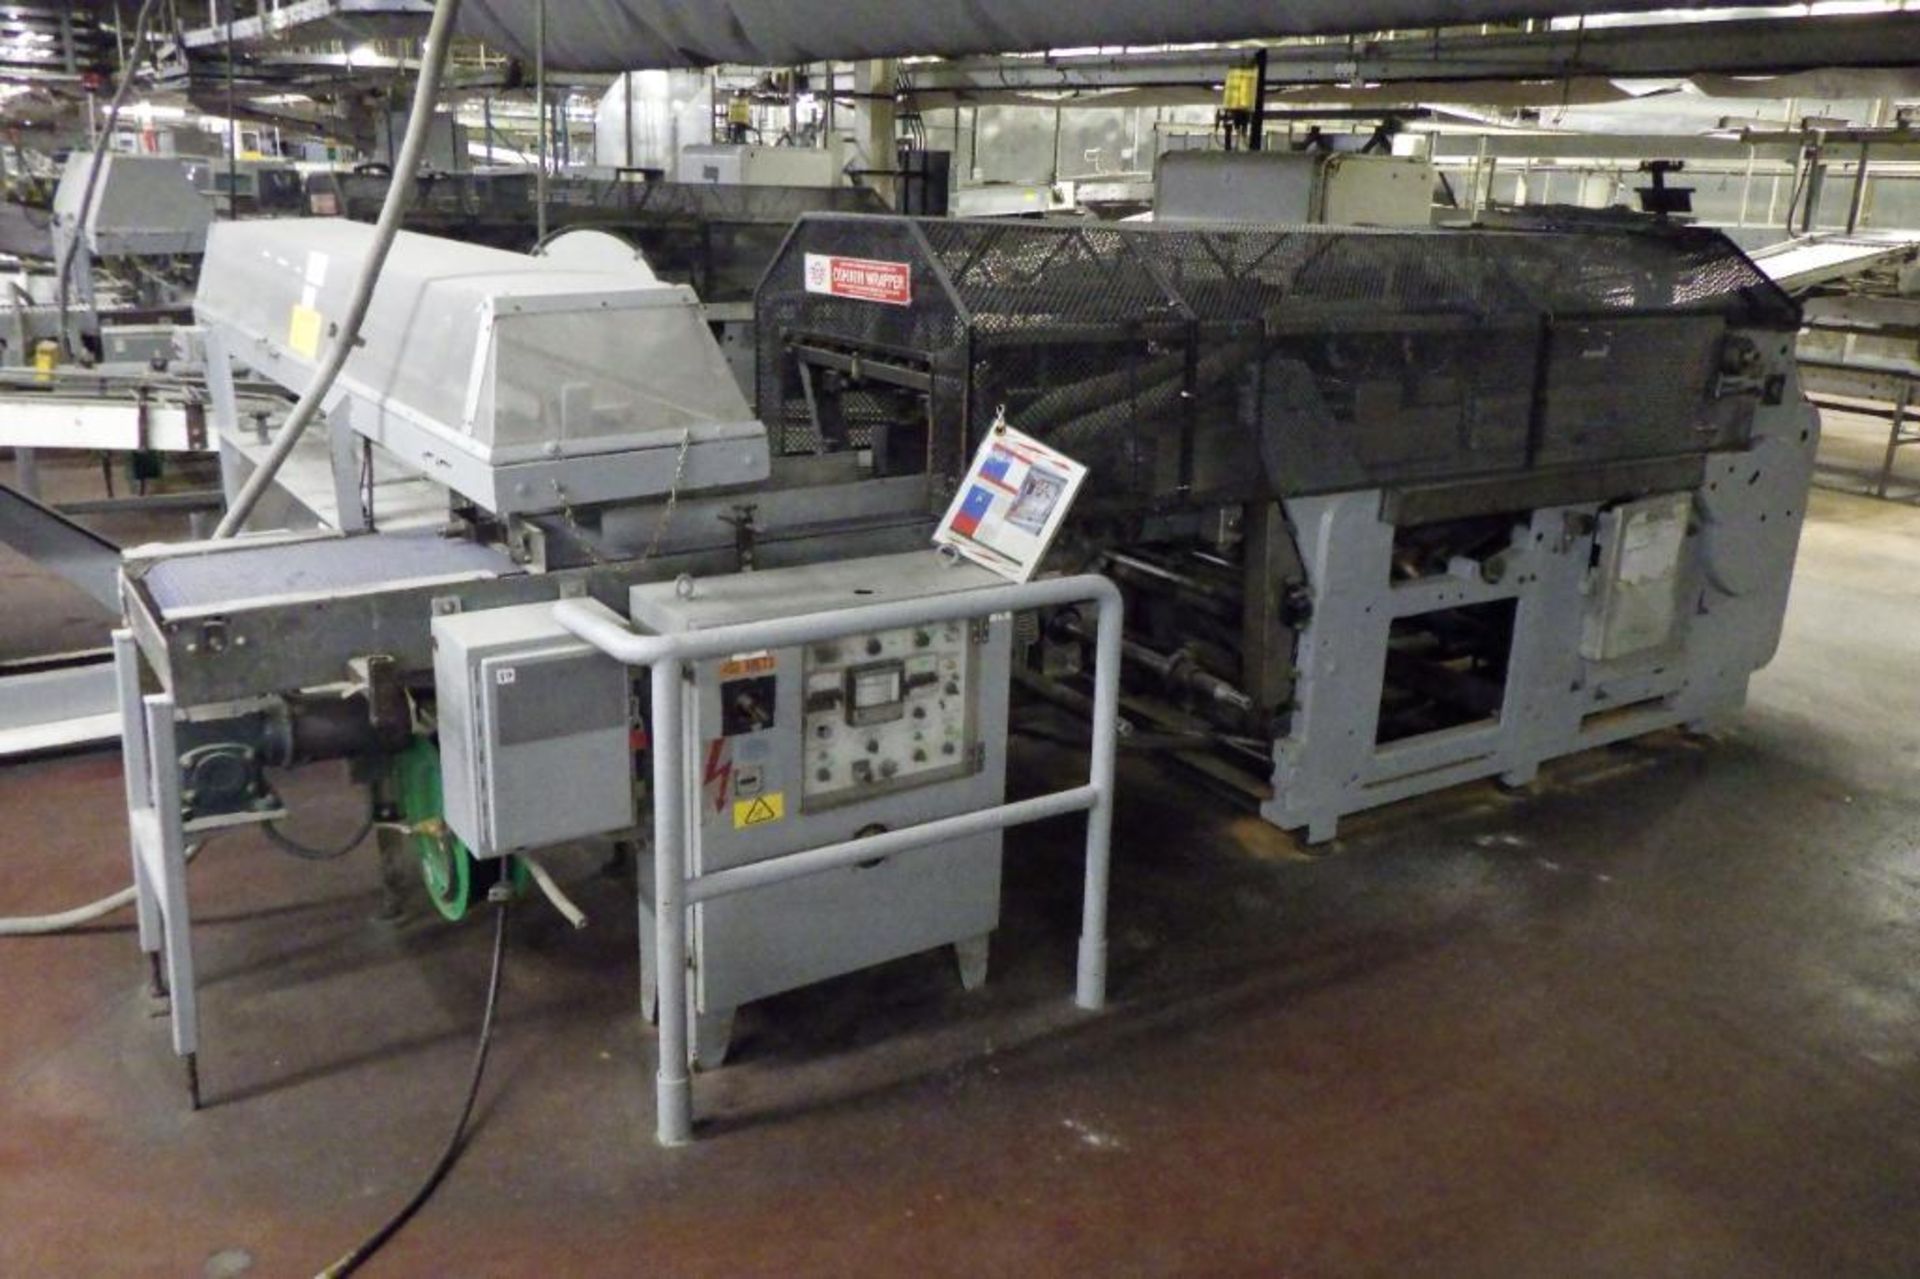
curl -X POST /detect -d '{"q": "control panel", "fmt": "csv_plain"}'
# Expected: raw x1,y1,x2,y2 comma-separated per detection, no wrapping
802,620,979,808
627,552,1014,1061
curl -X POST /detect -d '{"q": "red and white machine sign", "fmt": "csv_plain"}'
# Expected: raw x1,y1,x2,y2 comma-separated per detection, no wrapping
803,252,912,306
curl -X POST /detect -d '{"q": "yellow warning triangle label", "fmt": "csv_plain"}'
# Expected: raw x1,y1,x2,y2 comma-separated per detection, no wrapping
733,792,786,829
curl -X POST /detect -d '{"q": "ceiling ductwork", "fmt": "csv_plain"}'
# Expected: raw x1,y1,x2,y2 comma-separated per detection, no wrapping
458,0,1802,72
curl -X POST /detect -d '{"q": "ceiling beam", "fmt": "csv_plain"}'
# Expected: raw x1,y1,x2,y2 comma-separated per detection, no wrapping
900,12,1920,106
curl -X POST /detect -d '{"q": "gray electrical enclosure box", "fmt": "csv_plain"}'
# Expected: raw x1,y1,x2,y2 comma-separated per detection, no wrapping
629,552,1013,1065
432,602,635,858
1154,150,1434,227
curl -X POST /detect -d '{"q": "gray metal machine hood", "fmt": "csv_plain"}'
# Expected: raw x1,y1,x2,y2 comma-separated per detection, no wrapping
460,1,1780,72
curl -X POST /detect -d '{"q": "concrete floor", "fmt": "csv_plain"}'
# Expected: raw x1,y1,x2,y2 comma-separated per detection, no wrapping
3,452,1919,1276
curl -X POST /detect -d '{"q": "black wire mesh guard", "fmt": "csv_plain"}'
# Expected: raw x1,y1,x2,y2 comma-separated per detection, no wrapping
755,215,1800,514
339,173,888,302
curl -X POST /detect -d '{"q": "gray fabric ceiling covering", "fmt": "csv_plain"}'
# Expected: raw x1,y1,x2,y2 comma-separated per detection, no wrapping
459,1,1788,72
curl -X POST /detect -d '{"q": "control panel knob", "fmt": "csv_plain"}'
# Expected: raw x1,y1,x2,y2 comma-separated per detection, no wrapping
879,759,898,779
913,630,930,648
865,738,879,753
912,748,927,763
865,636,883,656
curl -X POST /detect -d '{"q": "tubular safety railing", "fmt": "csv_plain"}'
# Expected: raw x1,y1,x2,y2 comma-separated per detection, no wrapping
554,570,1121,1145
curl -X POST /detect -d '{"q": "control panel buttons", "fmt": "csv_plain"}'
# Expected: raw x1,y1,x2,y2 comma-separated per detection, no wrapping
802,621,981,806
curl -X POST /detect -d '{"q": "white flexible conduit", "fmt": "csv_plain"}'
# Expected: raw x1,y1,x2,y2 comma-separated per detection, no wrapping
212,0,466,538
0,843,203,937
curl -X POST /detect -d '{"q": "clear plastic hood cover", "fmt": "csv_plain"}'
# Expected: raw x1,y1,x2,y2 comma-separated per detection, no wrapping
194,219,756,463
462,0,1777,71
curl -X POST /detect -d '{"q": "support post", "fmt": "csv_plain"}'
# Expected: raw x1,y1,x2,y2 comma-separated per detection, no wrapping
535,0,548,244
853,60,895,203
1076,588,1120,1012
1845,141,1871,234
650,658,693,1146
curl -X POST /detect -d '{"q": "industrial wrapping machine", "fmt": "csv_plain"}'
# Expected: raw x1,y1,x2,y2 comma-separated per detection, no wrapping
754,214,1815,839
110,208,1816,1128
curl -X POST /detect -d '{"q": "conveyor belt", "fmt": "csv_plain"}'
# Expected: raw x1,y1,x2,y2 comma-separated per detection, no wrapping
0,483,122,610
141,530,519,615
1749,231,1920,293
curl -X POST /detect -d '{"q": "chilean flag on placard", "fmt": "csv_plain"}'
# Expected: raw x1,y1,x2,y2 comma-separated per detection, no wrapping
979,446,1015,490
950,484,996,538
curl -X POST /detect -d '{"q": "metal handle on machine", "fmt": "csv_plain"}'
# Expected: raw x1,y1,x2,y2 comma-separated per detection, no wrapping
553,571,1122,1146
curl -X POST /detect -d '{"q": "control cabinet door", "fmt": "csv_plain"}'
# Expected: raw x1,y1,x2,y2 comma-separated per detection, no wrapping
474,647,633,856
681,616,1013,1011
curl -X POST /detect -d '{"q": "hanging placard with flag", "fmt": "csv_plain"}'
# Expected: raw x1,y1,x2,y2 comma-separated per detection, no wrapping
932,412,1088,583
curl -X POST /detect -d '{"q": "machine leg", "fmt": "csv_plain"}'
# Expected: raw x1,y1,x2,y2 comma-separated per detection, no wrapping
1306,816,1338,845
1498,763,1539,790
372,824,410,922
145,694,201,1109
691,1008,736,1071
1877,388,1909,500
114,634,166,991
953,934,991,992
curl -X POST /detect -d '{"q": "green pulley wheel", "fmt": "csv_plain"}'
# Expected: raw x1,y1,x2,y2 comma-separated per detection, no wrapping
390,738,530,922
391,737,473,921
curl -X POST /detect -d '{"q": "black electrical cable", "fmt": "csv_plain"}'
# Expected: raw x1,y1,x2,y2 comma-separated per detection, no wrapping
263,790,377,862
317,893,510,1279
1782,154,1812,237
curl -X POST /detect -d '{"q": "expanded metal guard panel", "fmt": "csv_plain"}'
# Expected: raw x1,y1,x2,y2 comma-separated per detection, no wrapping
756,215,1798,511
339,174,887,301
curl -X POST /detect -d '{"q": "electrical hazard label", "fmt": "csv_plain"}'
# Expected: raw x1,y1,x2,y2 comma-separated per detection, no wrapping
733,792,786,829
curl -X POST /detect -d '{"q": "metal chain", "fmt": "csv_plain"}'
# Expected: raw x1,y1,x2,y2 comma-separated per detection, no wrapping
551,481,607,566
548,426,693,568
639,426,695,565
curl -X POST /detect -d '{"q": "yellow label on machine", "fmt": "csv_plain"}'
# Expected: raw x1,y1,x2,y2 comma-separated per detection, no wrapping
288,304,324,359
733,792,786,829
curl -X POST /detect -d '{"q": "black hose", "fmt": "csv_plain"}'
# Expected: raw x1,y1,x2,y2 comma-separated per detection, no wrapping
317,894,510,1279
263,791,377,862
